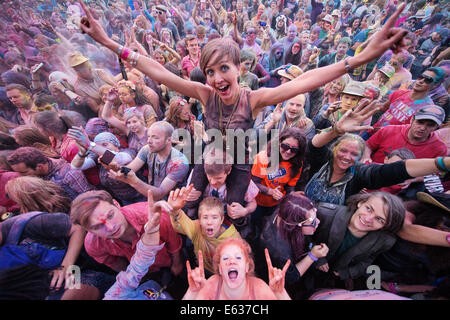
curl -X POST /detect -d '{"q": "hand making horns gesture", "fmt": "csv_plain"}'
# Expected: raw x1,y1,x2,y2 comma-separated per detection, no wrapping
186,250,206,293
265,248,290,295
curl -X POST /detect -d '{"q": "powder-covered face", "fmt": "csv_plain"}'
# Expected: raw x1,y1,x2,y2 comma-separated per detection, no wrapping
218,244,249,289
333,140,362,171
87,201,128,239
126,115,145,133
340,93,361,110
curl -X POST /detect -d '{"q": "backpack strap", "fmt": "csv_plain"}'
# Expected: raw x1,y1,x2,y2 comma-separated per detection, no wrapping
4,212,47,245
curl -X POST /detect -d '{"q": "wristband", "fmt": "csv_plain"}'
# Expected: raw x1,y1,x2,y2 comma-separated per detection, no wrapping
438,157,448,171
117,45,124,56
121,47,131,60
307,252,318,262
435,157,448,172
144,222,160,234
344,57,354,74
77,152,87,158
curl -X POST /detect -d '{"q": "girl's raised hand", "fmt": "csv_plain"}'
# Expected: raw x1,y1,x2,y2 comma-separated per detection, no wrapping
186,250,206,292
265,248,290,294
359,3,408,61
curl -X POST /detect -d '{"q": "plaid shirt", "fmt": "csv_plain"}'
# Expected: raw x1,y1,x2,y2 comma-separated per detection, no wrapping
44,159,95,200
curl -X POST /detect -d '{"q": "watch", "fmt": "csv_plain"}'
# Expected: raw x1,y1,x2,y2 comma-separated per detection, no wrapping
88,142,96,151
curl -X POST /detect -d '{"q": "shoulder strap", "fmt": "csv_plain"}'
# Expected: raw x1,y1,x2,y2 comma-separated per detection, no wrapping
5,212,46,245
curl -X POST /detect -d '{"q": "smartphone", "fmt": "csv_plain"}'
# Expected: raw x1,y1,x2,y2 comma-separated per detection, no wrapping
118,58,128,80
259,21,267,27
100,150,116,165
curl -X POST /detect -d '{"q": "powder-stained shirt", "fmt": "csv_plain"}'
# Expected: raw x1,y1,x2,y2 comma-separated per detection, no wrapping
85,202,182,273
137,146,189,189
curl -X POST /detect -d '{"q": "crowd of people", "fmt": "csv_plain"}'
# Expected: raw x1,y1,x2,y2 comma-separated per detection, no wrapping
0,0,449,301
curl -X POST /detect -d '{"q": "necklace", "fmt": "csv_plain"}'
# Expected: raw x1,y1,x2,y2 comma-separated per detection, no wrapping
217,89,241,136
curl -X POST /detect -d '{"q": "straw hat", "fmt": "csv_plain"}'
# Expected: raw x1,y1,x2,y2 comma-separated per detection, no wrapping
68,52,89,67
417,192,450,213
341,80,366,97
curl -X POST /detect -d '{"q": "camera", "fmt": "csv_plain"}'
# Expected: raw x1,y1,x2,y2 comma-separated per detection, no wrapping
120,166,131,178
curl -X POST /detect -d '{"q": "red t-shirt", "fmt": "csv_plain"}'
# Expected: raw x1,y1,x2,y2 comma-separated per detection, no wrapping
367,124,447,164
252,151,302,207
181,54,201,78
84,201,182,272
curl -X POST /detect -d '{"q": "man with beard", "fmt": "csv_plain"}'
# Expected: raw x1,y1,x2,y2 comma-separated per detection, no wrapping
5,84,34,125
108,121,189,201
364,105,447,164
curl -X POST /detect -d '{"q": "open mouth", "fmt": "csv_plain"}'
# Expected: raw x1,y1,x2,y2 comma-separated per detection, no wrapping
206,227,215,237
228,269,238,281
359,216,367,226
216,84,230,96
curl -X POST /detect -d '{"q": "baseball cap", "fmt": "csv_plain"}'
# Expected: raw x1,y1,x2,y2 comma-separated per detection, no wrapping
322,14,334,24
341,80,366,97
379,64,395,78
68,53,89,67
414,105,445,126
278,64,303,80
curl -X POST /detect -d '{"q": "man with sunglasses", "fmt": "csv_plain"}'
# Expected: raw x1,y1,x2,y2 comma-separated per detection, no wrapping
363,67,439,139
154,5,180,42
365,104,447,164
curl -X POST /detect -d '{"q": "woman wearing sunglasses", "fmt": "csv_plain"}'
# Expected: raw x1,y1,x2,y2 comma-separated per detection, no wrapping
255,193,329,300
251,127,307,237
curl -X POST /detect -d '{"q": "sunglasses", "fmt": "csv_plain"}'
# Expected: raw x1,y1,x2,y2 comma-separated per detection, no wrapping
246,30,256,35
274,212,317,228
418,74,435,84
143,286,167,300
280,142,299,154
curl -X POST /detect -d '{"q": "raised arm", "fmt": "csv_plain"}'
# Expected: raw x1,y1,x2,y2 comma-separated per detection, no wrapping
100,87,129,135
78,0,211,105
249,3,408,114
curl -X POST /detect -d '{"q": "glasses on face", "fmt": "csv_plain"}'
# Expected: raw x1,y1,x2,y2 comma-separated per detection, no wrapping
280,142,299,154
418,74,435,84
246,30,256,35
299,216,317,228
274,210,317,228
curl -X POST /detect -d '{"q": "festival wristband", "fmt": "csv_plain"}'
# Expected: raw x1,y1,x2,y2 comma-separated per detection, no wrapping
307,252,318,262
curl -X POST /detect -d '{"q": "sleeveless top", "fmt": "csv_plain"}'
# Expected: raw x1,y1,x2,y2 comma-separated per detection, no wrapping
215,277,256,300
204,89,254,168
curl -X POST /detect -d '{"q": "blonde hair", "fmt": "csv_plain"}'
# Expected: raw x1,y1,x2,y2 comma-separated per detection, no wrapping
5,176,71,213
198,197,225,218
